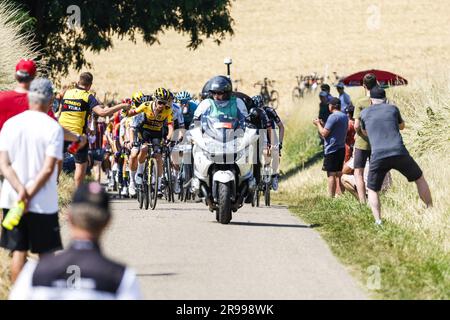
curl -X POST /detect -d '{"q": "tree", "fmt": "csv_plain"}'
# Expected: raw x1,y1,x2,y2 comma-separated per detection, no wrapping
10,0,234,79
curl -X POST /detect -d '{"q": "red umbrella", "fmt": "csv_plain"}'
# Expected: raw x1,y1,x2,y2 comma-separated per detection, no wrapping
340,69,408,87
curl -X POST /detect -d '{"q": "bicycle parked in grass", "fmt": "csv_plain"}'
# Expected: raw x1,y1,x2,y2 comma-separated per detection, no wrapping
254,77,279,109
292,75,306,103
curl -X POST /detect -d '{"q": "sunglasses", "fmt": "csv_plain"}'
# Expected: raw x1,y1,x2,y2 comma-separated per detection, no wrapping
211,91,225,95
156,100,168,106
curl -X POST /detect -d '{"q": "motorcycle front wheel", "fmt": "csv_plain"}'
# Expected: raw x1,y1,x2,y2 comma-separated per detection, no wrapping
217,182,232,224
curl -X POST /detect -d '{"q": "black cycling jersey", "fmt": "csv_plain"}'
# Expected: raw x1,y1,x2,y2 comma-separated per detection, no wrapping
264,107,281,128
247,107,270,130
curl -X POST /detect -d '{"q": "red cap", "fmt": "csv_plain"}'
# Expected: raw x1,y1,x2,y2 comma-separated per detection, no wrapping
15,59,37,78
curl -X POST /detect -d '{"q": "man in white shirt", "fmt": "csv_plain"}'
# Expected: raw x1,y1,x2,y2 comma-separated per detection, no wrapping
9,182,142,300
0,78,63,283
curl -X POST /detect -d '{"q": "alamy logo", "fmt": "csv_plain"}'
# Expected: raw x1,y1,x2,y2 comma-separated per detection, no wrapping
66,265,81,289
67,5,81,30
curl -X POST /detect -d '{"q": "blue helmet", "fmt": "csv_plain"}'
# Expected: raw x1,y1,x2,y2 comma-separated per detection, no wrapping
176,90,192,102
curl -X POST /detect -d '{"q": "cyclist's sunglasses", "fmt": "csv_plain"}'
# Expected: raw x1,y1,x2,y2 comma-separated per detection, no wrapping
156,100,168,106
211,91,225,95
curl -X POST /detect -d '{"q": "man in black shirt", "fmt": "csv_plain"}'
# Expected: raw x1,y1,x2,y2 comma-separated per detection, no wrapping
360,87,432,225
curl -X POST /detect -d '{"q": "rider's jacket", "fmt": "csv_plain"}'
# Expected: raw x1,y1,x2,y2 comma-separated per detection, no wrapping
59,87,99,135
194,97,249,122
134,101,173,132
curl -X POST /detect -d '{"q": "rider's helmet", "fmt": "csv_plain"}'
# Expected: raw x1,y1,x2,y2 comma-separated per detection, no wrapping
208,76,232,100
131,91,144,106
251,95,265,109
154,87,170,103
176,91,192,103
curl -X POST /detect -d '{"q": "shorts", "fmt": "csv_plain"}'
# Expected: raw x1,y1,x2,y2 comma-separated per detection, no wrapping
322,148,345,173
64,141,89,164
368,155,423,191
0,210,62,254
90,148,104,162
353,148,371,169
142,130,162,154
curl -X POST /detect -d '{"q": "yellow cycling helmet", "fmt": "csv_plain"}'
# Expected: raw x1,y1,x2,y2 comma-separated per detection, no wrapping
132,91,144,106
154,87,170,102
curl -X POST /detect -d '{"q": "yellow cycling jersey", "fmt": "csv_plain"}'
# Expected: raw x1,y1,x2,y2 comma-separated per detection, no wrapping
135,101,173,132
59,87,99,135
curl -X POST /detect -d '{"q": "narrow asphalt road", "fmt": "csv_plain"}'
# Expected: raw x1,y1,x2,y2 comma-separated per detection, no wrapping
62,197,367,299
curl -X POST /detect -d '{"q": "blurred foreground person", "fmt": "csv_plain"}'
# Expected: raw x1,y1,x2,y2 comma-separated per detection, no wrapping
9,182,142,300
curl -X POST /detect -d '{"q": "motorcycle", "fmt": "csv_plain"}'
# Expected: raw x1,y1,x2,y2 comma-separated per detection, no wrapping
189,116,258,224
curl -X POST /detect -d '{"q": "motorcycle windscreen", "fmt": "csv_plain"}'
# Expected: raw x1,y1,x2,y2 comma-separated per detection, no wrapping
201,116,244,163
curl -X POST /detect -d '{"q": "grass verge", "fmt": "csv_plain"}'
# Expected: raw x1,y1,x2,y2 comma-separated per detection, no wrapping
275,82,450,299
276,166,450,299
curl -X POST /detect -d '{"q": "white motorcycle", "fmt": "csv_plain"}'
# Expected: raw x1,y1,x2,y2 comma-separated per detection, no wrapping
189,116,258,224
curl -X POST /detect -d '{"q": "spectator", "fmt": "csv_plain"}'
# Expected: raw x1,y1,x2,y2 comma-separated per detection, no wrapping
313,97,348,198
336,82,352,114
341,156,392,200
0,78,64,283
9,182,142,300
318,91,331,124
360,87,432,225
58,72,130,188
345,105,356,162
353,73,378,204
320,83,334,102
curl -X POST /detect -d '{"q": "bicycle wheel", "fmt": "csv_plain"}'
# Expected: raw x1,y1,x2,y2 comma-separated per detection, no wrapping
143,161,149,210
264,183,271,207
138,183,144,209
149,157,159,210
270,90,279,109
164,153,175,203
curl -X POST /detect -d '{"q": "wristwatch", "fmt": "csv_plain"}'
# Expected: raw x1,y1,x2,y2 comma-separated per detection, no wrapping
76,134,82,143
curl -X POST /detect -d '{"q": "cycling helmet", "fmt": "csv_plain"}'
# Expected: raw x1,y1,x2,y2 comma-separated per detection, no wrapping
141,94,152,103
252,95,264,109
176,90,192,102
154,87,170,102
131,91,144,105
208,75,232,93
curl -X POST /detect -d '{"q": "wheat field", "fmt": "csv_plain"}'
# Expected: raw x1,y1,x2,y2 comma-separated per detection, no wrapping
67,0,450,108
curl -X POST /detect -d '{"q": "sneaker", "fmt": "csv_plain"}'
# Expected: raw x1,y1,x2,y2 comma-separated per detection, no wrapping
135,173,143,185
272,175,279,191
129,183,137,197
121,187,128,197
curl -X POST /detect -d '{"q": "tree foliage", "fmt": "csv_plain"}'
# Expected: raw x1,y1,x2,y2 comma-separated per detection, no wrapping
10,0,234,78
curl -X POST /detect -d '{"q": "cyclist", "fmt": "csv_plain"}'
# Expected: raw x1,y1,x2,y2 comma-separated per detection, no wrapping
167,91,185,194
127,92,148,197
125,88,174,196
59,72,130,188
263,104,285,191
249,95,272,180
176,91,198,129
